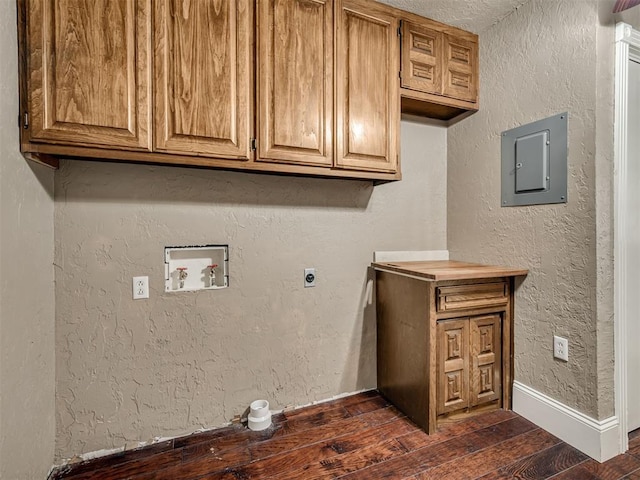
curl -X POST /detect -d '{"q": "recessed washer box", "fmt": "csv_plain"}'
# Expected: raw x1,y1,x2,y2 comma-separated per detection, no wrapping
501,112,567,207
164,245,229,292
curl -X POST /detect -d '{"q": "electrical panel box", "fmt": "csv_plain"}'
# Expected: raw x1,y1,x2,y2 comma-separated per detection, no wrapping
515,131,549,193
501,113,567,207
164,245,229,292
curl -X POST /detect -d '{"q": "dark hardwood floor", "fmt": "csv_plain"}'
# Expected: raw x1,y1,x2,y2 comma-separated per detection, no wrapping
50,391,640,480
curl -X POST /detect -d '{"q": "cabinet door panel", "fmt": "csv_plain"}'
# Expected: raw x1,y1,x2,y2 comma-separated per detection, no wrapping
27,0,150,149
470,314,502,407
442,34,478,103
155,0,252,159
437,318,469,414
401,21,442,95
336,0,398,172
257,0,332,166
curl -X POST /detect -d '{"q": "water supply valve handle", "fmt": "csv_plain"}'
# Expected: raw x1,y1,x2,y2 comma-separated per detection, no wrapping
177,267,188,288
207,264,218,287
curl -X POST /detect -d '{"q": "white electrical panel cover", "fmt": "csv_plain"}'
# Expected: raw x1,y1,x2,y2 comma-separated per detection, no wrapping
164,245,229,292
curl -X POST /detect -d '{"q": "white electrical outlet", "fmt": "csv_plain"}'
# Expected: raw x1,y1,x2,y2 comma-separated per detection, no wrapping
553,335,569,362
133,276,149,299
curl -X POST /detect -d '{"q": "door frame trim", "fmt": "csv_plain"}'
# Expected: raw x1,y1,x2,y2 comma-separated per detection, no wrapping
614,22,640,454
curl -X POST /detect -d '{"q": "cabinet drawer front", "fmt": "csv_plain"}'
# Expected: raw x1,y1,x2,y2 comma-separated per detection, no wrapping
437,282,508,312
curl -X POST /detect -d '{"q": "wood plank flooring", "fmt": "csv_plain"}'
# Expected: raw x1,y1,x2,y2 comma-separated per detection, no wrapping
49,391,640,480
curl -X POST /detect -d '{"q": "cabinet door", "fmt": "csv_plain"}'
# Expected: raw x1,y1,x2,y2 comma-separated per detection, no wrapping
26,0,150,150
437,318,469,415
400,20,442,95
154,0,252,159
442,34,478,103
335,0,399,173
470,314,502,407
257,0,333,166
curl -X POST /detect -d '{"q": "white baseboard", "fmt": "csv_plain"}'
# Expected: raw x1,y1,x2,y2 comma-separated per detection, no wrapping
513,381,620,462
373,250,449,262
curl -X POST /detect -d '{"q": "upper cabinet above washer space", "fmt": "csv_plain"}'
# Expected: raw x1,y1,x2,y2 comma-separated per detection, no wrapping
257,0,334,168
18,0,478,179
154,0,253,160
23,0,152,151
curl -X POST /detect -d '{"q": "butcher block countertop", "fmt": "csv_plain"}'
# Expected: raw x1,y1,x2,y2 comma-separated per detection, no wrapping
371,260,529,281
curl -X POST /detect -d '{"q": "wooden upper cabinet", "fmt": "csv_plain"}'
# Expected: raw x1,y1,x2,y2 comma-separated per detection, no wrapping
399,16,478,122
21,0,477,180
257,0,333,167
25,0,150,150
442,34,478,103
335,0,399,173
401,21,442,95
154,0,252,160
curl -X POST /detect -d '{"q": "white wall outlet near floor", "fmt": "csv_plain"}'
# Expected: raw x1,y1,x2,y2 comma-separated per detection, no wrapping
553,335,569,362
133,276,149,299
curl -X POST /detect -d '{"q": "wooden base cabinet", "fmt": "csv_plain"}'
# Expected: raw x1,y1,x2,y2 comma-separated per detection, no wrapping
437,318,470,415
437,314,502,416
373,260,527,434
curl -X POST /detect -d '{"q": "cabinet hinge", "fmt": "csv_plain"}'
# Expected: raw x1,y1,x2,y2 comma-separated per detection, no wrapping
250,138,257,151
398,20,402,37
22,112,29,129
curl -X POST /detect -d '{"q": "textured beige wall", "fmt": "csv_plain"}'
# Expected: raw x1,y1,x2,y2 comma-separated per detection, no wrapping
617,5,640,27
54,118,447,459
0,1,56,478
447,0,615,419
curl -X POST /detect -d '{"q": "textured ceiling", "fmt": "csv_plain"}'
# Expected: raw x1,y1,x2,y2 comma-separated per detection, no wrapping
378,0,530,33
